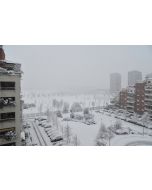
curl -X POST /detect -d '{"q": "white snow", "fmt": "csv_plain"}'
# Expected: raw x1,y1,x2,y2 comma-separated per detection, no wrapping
111,135,152,146
23,91,152,146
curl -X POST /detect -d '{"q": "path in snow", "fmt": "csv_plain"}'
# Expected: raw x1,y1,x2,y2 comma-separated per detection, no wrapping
111,135,152,146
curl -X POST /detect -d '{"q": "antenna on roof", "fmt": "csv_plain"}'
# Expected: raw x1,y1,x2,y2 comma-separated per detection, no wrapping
0,45,5,60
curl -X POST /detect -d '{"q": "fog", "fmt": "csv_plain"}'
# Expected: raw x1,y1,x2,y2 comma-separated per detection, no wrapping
4,45,152,92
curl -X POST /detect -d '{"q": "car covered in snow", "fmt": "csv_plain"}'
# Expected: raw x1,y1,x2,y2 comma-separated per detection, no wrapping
44,123,53,129
50,135,63,142
63,117,71,121
36,116,47,122
115,128,130,135
38,120,47,127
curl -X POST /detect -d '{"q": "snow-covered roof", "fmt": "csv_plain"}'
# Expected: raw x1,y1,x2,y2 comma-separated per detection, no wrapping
0,60,22,75
0,67,7,73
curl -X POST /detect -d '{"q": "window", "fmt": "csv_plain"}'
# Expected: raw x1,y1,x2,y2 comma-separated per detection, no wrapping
0,82,15,90
0,112,15,121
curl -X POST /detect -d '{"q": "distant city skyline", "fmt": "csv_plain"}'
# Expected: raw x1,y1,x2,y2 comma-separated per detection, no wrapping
4,45,152,92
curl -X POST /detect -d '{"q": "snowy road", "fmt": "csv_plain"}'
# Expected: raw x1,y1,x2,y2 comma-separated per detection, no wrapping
25,118,52,146
32,122,48,146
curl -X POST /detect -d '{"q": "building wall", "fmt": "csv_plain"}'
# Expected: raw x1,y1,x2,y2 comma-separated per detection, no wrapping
119,89,127,109
128,71,142,86
134,82,145,114
0,74,22,145
126,86,135,113
110,73,121,93
145,78,152,120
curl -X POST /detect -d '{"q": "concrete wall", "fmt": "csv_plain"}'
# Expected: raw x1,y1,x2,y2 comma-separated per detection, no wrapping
0,74,22,145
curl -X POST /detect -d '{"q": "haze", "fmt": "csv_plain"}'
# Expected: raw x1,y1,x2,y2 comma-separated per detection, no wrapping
4,45,152,92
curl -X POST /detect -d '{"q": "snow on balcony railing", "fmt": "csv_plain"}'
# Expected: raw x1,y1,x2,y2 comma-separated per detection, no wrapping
145,88,152,91
145,98,152,102
127,105,134,108
145,94,152,97
0,118,15,122
127,101,135,104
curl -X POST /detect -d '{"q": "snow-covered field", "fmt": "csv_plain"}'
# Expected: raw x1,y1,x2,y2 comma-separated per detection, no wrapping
23,91,152,146
60,112,152,145
23,91,111,114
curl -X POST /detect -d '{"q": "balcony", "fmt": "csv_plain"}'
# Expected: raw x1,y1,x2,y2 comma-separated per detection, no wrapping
145,92,152,96
0,90,16,97
0,106,15,113
145,98,152,102
0,120,15,130
127,105,134,109
145,88,152,92
127,101,135,104
0,87,15,90
145,94,152,97
0,98,16,113
0,137,16,145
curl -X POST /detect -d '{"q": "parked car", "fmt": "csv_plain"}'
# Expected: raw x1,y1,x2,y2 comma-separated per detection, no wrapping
50,135,63,142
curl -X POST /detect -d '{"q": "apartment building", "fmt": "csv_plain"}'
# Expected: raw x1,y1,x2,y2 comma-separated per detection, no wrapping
145,78,152,120
119,88,127,109
134,82,145,114
110,73,121,93
0,46,22,146
126,86,135,113
128,71,142,86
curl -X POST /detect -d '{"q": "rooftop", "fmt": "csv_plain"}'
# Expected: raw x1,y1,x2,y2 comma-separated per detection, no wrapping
0,60,22,75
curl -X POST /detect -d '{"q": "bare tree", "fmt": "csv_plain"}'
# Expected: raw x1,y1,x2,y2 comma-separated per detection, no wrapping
73,135,79,146
96,122,108,146
141,112,149,136
64,123,71,145
114,120,122,130
63,102,70,113
38,103,43,113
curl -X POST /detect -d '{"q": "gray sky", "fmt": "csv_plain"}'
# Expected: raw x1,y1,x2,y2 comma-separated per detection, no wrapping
4,45,152,92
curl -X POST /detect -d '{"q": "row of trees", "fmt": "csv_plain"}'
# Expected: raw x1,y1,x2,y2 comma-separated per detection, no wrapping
96,121,122,146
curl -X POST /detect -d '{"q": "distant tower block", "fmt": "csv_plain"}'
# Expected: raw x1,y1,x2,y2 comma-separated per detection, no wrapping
0,45,5,60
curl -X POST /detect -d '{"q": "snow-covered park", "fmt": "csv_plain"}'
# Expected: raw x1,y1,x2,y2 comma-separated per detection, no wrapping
23,91,152,146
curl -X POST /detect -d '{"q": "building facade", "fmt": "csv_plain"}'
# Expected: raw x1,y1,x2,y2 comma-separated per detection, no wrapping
119,88,127,109
0,46,22,146
145,78,152,120
134,82,145,114
110,73,121,93
128,71,142,86
126,86,135,113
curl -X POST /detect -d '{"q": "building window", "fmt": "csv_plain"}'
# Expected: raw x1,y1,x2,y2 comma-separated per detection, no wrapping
0,82,15,90
0,112,15,121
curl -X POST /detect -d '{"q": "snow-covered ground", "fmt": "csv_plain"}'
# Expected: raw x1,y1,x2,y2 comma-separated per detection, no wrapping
111,135,152,146
23,91,152,146
60,112,152,146
23,91,111,114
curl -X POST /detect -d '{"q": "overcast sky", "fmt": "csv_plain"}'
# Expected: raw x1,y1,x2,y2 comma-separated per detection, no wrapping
4,45,152,92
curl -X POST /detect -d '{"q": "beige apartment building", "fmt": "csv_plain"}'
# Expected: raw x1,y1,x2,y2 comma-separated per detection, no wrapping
145,77,152,120
0,46,22,146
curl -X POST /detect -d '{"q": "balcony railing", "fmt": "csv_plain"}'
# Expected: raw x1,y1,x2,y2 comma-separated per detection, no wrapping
145,98,152,102
127,101,135,105
0,87,15,90
145,88,152,92
127,105,134,108
0,118,15,122
0,103,16,109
